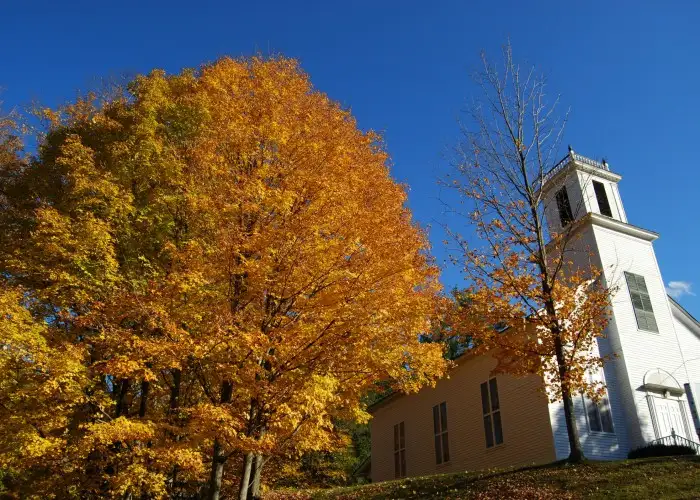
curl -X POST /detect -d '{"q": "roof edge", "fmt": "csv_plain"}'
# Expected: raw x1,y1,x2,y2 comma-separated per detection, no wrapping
668,295,700,333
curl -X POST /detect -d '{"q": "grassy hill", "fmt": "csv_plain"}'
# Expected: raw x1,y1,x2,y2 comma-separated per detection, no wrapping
267,456,700,499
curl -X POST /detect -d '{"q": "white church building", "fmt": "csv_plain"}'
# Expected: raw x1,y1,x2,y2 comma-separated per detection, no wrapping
369,151,700,482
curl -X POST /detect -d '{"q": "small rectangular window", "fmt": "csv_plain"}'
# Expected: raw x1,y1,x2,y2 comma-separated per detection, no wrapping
582,373,614,434
555,187,574,227
625,272,658,332
393,422,406,478
432,402,450,464
593,181,613,217
481,378,504,447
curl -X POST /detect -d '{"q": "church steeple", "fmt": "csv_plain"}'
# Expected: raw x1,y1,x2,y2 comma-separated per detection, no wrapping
541,148,627,235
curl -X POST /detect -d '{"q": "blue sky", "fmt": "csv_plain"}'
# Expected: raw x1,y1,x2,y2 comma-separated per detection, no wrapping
3,1,699,315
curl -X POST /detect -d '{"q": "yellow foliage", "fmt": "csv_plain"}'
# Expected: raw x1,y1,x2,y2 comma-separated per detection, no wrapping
0,56,447,497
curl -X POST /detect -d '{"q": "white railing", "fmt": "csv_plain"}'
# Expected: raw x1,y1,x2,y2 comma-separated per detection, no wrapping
650,429,700,454
542,151,610,185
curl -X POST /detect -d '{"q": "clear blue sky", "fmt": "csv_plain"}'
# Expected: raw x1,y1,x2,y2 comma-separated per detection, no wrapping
3,0,699,315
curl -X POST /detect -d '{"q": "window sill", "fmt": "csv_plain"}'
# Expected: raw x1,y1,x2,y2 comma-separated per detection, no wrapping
587,430,615,436
636,327,659,335
486,442,505,451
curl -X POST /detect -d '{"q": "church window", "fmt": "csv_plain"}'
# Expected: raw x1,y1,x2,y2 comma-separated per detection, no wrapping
393,421,406,478
593,180,613,217
481,378,504,447
582,373,614,433
555,187,574,227
432,402,450,464
625,272,658,332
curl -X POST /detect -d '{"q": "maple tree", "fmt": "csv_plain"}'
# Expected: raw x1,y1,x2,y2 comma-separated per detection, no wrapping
444,44,614,462
0,58,447,498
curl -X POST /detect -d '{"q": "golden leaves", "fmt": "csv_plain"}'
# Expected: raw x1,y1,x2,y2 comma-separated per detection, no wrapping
0,56,447,496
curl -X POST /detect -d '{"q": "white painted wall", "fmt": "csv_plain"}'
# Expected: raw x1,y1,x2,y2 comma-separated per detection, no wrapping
671,304,700,440
591,223,694,449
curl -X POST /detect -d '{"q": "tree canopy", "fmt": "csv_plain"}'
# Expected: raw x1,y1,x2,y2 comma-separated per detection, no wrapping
0,57,447,499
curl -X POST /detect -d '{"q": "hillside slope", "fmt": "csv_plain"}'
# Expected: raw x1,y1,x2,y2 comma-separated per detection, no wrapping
268,456,700,499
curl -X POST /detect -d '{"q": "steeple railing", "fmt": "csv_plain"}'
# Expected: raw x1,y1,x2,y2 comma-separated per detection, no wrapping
542,151,610,186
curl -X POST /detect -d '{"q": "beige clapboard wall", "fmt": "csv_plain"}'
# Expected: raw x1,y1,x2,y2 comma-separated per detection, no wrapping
370,353,557,482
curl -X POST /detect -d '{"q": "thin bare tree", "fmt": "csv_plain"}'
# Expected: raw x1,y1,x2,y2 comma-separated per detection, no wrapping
444,42,615,462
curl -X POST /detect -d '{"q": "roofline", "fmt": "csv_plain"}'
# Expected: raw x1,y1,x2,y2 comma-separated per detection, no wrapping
539,152,622,197
668,295,700,332
367,350,481,414
585,212,659,242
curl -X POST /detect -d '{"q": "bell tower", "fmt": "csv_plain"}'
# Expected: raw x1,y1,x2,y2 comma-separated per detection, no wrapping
539,148,696,455
541,146,627,236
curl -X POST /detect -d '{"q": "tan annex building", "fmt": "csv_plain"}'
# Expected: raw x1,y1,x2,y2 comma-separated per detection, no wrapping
369,352,557,482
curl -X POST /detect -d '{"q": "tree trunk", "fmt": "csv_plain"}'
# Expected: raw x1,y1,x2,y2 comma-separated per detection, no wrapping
169,369,182,493
238,452,254,500
208,439,226,500
115,378,130,418
138,379,150,418
169,369,181,413
247,453,264,500
207,380,234,500
553,335,584,462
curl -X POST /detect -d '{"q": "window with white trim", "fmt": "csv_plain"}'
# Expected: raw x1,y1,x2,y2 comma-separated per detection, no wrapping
393,421,406,478
432,402,450,464
555,186,574,227
481,378,504,447
593,180,613,217
582,372,614,433
625,272,658,332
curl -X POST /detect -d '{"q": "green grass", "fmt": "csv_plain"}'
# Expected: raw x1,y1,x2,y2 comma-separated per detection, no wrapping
267,456,700,499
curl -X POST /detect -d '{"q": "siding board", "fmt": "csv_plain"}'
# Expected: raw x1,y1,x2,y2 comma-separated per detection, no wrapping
370,354,556,482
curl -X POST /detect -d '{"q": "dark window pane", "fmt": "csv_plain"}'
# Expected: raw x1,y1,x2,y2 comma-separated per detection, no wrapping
434,435,442,464
483,415,494,448
636,274,649,293
645,313,658,332
394,451,400,478
593,181,613,217
480,382,490,415
442,432,450,462
493,410,504,444
600,397,614,433
394,424,399,451
585,397,602,432
400,450,406,477
399,422,405,448
631,293,644,310
433,405,440,434
489,378,500,411
440,402,448,431
556,187,574,226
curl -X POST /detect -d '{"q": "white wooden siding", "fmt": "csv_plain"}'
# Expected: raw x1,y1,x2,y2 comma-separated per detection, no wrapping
591,224,694,449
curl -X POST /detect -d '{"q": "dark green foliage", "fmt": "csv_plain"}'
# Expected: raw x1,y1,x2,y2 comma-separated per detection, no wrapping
627,443,696,459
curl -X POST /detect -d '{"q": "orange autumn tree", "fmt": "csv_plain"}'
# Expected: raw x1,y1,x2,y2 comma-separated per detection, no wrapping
0,58,447,499
444,45,614,462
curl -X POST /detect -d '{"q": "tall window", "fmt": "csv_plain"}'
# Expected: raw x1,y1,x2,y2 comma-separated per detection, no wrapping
432,402,450,464
593,181,613,217
582,373,614,433
481,378,504,448
625,272,658,332
555,187,574,227
393,422,406,478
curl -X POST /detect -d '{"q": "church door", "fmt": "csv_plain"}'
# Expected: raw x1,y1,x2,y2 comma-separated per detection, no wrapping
655,398,687,439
